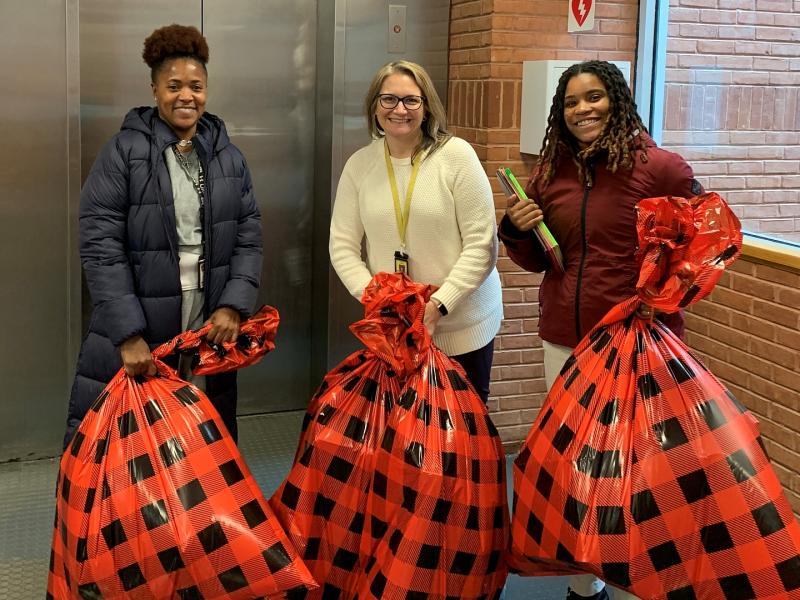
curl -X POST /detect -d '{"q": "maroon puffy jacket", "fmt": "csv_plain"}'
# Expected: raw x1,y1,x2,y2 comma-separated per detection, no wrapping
499,136,699,348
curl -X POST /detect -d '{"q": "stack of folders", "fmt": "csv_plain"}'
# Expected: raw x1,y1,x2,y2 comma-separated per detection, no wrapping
497,167,565,274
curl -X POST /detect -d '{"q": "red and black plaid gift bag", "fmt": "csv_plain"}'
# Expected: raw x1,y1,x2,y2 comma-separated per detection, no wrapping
357,346,509,599
510,193,800,599
269,273,431,599
47,306,317,599
177,306,283,376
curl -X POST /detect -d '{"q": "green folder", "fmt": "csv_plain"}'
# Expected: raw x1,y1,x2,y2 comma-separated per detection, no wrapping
502,168,564,273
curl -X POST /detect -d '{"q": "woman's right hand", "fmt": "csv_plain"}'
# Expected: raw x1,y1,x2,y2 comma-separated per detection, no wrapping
119,335,156,377
506,193,544,232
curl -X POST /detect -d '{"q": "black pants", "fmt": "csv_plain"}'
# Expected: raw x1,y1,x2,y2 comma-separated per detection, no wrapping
205,371,239,443
451,339,495,404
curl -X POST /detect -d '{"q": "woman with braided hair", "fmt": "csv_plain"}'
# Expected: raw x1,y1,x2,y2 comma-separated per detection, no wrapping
499,61,700,600
65,24,263,445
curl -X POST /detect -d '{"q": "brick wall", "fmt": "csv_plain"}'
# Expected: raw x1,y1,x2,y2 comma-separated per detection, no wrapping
684,256,800,514
448,0,640,451
447,0,800,517
661,1,800,242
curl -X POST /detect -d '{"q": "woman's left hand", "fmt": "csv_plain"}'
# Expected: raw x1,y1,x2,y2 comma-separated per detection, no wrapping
423,301,442,336
205,307,241,344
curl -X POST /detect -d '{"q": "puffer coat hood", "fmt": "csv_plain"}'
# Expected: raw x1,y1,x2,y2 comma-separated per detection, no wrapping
65,107,262,444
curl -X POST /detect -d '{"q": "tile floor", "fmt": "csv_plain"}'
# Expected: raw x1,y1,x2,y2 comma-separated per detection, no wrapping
0,411,579,599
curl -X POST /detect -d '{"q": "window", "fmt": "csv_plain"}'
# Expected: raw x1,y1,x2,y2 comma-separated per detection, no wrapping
637,0,800,244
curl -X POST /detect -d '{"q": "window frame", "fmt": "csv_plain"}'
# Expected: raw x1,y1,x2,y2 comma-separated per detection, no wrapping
634,1,800,256
634,0,668,146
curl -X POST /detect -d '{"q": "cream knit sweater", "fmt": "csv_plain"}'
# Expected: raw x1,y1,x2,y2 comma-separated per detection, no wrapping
330,136,503,356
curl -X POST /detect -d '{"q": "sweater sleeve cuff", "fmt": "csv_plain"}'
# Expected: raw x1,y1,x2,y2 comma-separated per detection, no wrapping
431,283,462,315
353,274,373,303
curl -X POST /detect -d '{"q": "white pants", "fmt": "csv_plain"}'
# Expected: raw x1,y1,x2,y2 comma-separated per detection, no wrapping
543,341,640,600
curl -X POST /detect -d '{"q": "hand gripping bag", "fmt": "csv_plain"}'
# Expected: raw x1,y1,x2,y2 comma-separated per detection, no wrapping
179,307,286,376
47,306,317,599
269,274,431,599
509,193,800,599
356,308,509,599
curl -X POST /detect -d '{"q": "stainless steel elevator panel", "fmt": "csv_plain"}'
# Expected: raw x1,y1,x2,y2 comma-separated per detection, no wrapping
340,0,450,162
78,2,203,332
203,1,318,413
0,0,76,460
0,1,450,461
326,0,451,366
79,1,320,417
79,2,202,178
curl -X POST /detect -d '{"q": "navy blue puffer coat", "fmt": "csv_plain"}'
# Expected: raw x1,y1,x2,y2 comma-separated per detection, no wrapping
65,107,263,445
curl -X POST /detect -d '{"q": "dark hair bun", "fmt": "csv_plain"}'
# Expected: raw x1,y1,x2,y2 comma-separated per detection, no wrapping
142,24,209,69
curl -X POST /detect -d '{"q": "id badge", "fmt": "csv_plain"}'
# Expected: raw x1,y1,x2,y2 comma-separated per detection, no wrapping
197,256,206,290
394,249,409,276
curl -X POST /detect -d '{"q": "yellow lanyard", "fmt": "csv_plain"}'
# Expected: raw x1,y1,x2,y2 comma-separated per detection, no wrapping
384,140,422,250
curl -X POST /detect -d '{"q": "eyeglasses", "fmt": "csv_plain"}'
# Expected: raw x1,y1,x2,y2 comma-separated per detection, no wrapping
377,94,425,110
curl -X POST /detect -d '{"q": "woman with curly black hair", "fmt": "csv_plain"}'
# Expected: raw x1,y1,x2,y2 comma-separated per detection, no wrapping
499,61,700,600
65,24,263,444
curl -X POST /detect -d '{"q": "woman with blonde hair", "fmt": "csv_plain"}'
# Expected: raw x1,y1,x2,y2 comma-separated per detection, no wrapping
330,60,503,401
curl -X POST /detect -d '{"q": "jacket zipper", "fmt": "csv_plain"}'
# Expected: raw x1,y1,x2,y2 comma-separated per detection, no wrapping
153,147,179,261
575,180,592,342
199,151,213,317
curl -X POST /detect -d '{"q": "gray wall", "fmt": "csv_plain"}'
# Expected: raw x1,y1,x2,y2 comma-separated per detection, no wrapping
0,0,450,461
0,0,80,461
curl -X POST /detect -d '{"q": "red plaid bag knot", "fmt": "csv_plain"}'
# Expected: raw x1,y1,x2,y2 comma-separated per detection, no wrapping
155,305,280,375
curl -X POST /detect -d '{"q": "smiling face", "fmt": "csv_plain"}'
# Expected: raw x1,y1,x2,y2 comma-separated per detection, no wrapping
151,57,207,139
563,72,610,149
375,73,425,145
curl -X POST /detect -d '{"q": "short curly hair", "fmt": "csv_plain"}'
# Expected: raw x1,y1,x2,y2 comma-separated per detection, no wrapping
142,24,209,81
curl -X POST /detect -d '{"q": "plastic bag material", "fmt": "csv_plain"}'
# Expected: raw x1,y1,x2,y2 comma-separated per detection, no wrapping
635,192,743,313
160,305,281,376
357,349,509,599
351,271,434,378
47,307,317,600
510,194,800,599
269,274,431,599
270,273,508,599
269,349,402,599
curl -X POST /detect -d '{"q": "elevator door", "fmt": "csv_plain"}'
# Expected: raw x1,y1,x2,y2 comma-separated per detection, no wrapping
79,1,317,414
0,0,76,460
203,2,317,414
